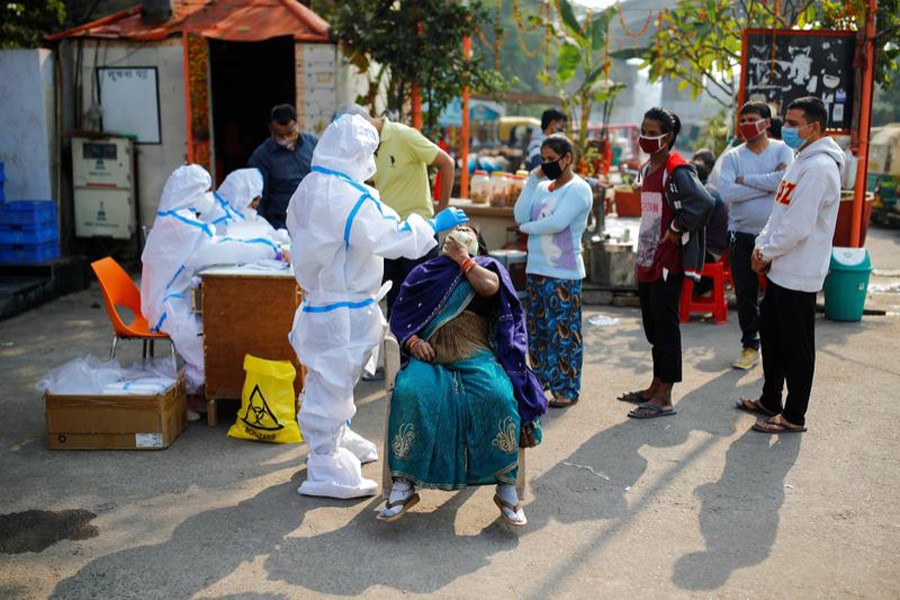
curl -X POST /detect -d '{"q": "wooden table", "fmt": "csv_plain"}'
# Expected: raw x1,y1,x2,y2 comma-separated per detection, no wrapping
199,265,305,426
449,199,518,250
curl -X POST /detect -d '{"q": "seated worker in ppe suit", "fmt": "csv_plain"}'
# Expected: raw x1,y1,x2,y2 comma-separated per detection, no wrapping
286,114,469,500
214,168,291,247
141,165,285,397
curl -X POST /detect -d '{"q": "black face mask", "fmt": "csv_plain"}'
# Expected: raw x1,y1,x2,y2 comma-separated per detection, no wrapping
541,157,565,180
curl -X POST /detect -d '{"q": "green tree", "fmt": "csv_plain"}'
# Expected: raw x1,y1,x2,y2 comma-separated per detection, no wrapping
1,1,66,48
694,109,730,156
315,0,510,135
640,0,900,106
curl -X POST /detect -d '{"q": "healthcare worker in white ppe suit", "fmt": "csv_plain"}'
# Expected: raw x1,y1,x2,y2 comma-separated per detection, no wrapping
287,114,469,499
142,164,282,395
214,168,291,247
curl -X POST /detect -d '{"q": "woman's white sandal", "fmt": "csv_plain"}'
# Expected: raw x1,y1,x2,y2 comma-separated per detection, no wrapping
376,492,420,522
493,494,527,527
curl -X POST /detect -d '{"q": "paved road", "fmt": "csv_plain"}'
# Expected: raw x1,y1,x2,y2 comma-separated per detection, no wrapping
1,226,898,599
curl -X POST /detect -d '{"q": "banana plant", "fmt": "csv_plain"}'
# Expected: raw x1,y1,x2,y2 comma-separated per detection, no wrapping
545,0,625,155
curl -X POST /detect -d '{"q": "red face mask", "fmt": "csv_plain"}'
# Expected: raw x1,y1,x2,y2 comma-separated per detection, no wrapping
639,134,667,155
739,119,767,141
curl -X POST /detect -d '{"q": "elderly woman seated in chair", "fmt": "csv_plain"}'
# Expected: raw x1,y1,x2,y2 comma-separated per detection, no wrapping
378,225,547,526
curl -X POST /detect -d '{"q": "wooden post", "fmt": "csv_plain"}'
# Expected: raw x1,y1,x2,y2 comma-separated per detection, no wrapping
411,82,423,130
460,36,472,199
851,0,877,248
182,31,193,163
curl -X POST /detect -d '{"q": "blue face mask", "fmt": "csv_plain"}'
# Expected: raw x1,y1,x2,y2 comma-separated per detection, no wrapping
781,123,810,150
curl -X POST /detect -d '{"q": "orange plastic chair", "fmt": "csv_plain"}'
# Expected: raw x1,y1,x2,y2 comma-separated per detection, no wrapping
91,257,175,361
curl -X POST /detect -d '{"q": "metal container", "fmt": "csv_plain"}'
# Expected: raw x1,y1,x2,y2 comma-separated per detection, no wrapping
589,239,635,288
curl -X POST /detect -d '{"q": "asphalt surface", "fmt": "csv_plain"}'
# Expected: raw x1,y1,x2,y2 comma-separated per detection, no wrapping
1,225,898,599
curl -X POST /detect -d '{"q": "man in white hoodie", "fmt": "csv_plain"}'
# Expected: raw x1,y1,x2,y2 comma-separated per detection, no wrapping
737,97,844,434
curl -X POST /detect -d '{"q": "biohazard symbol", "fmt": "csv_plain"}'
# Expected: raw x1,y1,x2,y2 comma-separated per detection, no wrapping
239,385,285,431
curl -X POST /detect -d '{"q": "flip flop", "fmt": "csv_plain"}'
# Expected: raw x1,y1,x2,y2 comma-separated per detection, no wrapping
376,492,420,522
752,417,807,434
493,494,527,527
617,390,651,403
735,397,777,417
549,395,578,408
628,402,677,419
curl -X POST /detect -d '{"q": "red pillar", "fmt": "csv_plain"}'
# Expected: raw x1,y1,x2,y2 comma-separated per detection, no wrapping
851,0,877,248
411,82,423,130
182,31,194,163
460,36,471,199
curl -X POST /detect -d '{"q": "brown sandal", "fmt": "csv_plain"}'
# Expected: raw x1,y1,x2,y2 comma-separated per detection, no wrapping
735,397,777,417
752,416,807,434
549,394,578,408
376,492,420,522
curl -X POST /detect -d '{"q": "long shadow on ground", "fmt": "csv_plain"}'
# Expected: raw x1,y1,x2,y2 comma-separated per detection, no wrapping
673,431,801,590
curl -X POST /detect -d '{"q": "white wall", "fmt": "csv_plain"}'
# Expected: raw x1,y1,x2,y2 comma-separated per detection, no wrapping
78,39,188,227
295,43,338,135
0,49,56,202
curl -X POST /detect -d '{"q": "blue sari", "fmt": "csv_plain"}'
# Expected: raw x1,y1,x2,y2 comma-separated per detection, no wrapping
387,256,547,490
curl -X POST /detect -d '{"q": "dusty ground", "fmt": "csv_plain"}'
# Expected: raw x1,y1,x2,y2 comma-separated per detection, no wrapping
1,225,898,599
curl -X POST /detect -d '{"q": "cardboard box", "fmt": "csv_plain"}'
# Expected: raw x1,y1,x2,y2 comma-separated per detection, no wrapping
45,377,186,450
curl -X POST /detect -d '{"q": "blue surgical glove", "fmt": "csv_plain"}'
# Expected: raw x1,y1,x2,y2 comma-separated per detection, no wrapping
429,208,470,233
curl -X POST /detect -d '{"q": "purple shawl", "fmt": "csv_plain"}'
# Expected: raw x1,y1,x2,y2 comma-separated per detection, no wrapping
389,255,548,427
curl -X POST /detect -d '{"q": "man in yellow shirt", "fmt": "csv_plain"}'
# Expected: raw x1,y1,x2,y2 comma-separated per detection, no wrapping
337,104,455,313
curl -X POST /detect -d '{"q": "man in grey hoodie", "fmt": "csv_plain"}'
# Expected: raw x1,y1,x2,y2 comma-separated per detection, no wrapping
737,97,844,434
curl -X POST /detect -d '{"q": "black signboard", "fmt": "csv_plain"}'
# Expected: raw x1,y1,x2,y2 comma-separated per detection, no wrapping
739,29,856,133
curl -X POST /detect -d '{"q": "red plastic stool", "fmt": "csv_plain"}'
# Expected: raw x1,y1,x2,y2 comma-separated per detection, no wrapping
680,261,728,324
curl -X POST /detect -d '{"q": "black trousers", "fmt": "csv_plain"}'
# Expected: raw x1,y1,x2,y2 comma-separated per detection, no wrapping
729,231,762,350
758,279,817,426
383,242,440,317
638,273,683,384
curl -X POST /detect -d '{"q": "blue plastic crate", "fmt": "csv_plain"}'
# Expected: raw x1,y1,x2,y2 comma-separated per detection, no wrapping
0,222,59,245
0,200,57,226
0,240,60,264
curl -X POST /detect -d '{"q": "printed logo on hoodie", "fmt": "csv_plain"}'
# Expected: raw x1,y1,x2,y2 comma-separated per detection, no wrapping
775,180,797,205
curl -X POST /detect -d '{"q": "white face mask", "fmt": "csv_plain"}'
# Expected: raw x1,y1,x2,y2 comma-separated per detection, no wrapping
442,229,479,256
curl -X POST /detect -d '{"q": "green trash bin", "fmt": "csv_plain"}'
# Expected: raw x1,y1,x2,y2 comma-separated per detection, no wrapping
823,247,872,322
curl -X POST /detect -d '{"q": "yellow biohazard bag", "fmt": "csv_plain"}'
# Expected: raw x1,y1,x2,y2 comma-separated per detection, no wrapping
227,355,302,443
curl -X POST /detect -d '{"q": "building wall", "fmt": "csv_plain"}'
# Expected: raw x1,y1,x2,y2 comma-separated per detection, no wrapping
295,43,337,135
0,49,56,202
77,38,188,227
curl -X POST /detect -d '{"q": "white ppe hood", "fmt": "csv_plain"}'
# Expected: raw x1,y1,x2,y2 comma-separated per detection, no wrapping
217,168,264,212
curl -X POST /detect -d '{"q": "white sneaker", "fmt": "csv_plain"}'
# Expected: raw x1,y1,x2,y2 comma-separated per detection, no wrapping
732,347,760,370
